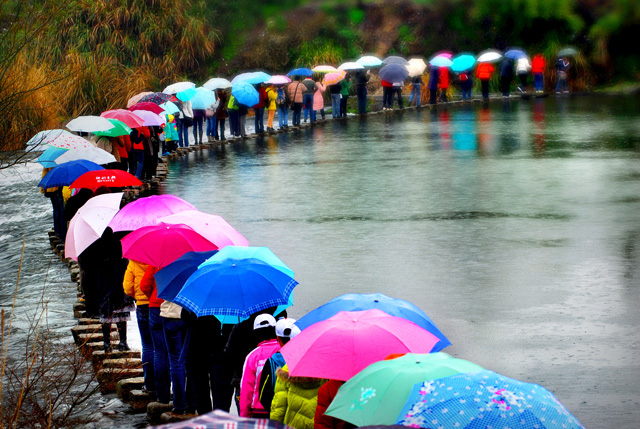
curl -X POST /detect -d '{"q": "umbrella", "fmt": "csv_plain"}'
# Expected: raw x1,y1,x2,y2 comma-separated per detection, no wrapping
93,118,133,138
338,62,364,71
294,292,450,352
155,250,219,302
173,258,297,318
265,75,292,85
121,222,218,268
280,309,440,381
232,72,272,85
70,169,142,189
558,47,579,57
128,102,166,115
66,116,115,133
43,133,95,150
127,91,154,108
231,81,259,107
130,110,165,127
101,109,146,128
54,147,117,166
159,101,180,115
408,58,427,75
322,71,347,86
325,353,484,426
163,81,196,95
200,246,292,277
64,192,124,260
395,370,585,429
27,129,75,148
287,68,313,77
451,53,476,72
139,92,174,105
429,56,453,67
189,87,217,110
37,147,68,167
505,48,528,60
357,55,383,67
477,49,503,63
152,409,295,429
175,87,197,102
312,65,338,73
38,160,104,188
406,64,424,78
383,56,409,65
158,210,249,248
379,63,409,82
203,77,233,91
108,194,196,232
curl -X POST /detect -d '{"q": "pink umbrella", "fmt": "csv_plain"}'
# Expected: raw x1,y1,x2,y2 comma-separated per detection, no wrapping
265,75,292,85
65,193,124,260
108,194,196,232
101,109,146,128
159,210,249,248
131,109,165,127
280,309,440,381
121,222,218,268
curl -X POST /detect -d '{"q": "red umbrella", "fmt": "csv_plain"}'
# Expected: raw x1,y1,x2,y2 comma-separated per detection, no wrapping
101,109,146,128
121,223,218,268
128,102,166,115
70,169,142,189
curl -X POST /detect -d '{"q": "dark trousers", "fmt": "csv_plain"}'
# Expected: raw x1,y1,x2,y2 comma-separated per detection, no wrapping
429,89,438,105
382,86,392,108
481,80,490,100
217,118,226,140
48,190,66,240
228,111,239,136
500,76,512,96
340,96,348,117
127,152,136,175
292,102,303,125
150,307,170,403
518,74,527,88
254,108,264,133
356,86,367,113
393,87,404,108
142,153,156,180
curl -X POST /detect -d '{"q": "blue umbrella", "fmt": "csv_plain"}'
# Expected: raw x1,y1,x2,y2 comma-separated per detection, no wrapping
190,87,217,110
396,370,585,429
199,245,294,277
175,87,197,102
37,147,69,168
379,63,409,82
294,292,450,352
173,258,298,319
232,72,272,85
155,250,219,302
505,48,528,60
451,54,476,72
231,81,259,106
287,67,313,77
38,159,104,188
382,56,409,65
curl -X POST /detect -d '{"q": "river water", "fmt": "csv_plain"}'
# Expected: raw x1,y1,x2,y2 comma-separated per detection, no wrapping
1,95,639,428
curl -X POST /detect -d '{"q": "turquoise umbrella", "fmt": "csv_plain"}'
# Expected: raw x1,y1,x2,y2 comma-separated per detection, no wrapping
356,55,383,67
190,87,217,110
231,81,259,106
175,87,197,102
159,101,180,114
199,245,294,277
37,147,68,168
451,54,476,72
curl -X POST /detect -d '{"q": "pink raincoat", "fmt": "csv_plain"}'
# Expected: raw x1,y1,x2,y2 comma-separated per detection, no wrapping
313,83,326,111
239,339,281,417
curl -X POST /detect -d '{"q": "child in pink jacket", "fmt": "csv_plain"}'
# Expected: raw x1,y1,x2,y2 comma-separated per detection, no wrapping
313,82,326,120
239,314,281,418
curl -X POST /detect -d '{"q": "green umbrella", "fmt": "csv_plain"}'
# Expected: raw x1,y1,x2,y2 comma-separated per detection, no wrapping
94,118,132,137
325,352,483,426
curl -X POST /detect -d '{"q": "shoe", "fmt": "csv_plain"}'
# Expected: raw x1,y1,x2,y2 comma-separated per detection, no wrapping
103,344,112,352
162,152,170,156
117,343,130,351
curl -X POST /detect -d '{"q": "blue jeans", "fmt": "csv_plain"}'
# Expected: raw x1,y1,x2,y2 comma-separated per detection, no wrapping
254,108,264,133
303,94,314,122
462,88,472,100
228,110,239,136
206,116,216,137
357,86,367,113
134,149,144,179
409,84,421,106
331,94,341,118
176,118,190,147
136,305,155,392
277,105,288,128
150,307,170,403
49,190,66,240
534,73,543,91
163,317,194,412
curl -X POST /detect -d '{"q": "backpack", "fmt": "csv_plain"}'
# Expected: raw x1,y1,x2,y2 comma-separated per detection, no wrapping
276,88,286,106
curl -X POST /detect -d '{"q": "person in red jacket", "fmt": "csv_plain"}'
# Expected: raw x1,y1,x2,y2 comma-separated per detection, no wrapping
315,379,350,429
476,62,496,101
381,79,393,110
438,67,450,102
253,84,268,134
532,54,546,93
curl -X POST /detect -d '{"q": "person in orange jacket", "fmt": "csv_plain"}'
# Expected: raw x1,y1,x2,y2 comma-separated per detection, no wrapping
532,54,546,93
476,62,496,101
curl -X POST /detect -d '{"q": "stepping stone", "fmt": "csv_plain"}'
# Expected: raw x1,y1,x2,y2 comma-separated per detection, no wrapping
96,367,144,394
116,377,145,402
71,323,101,344
128,389,158,411
93,350,141,371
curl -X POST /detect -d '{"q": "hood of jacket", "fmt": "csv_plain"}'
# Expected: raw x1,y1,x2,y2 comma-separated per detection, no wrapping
276,367,326,389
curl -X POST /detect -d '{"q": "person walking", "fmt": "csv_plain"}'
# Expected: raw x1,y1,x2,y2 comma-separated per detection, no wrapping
516,56,531,92
556,56,570,93
253,83,267,134
265,84,278,132
339,74,351,118
409,74,423,107
288,77,305,126
499,58,514,97
476,62,495,101
276,84,290,129
532,53,546,93
354,70,370,114
427,65,440,105
329,82,341,118
302,76,317,123
215,89,228,141
313,79,326,121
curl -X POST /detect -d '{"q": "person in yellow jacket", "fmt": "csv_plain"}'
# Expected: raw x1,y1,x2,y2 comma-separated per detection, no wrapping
270,364,325,429
123,259,156,394
265,84,278,132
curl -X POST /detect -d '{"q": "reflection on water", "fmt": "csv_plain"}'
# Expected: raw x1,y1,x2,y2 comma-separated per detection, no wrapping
1,95,639,428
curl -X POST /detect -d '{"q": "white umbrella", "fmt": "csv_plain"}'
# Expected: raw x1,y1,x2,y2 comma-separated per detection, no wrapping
26,129,75,147
65,193,124,260
408,58,427,73
477,50,503,63
312,65,338,73
203,77,233,91
163,81,196,95
66,116,115,133
44,134,96,150
338,62,364,71
54,147,117,166
356,55,383,67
